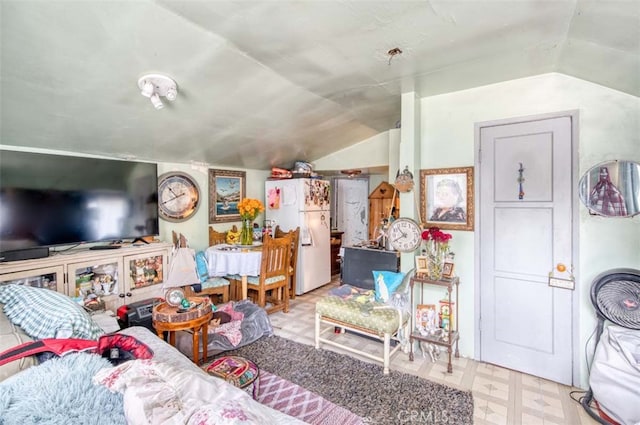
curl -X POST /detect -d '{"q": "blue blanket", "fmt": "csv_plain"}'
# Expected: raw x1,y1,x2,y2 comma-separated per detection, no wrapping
0,353,124,425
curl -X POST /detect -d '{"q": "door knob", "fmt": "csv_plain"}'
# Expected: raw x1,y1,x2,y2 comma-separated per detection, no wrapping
550,263,574,277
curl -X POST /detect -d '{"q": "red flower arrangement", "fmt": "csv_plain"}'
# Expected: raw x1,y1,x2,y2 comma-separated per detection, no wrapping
421,227,452,280
421,227,452,244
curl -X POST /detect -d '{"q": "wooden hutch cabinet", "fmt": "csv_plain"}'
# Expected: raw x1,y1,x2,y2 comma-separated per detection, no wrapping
368,181,399,240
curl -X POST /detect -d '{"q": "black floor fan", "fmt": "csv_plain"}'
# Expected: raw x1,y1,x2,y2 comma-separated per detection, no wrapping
582,268,640,424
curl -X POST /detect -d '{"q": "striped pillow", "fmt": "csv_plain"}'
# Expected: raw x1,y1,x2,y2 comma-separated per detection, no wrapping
0,284,104,340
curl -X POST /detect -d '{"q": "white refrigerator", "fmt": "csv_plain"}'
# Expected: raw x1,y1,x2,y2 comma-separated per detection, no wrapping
265,178,331,295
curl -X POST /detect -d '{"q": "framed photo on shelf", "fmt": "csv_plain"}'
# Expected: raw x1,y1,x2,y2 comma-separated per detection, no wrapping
415,304,437,333
442,261,455,279
420,166,474,231
439,299,456,330
415,256,428,275
208,169,246,223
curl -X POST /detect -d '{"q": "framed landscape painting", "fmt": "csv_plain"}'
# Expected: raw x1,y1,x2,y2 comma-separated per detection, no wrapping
209,169,246,223
420,167,474,231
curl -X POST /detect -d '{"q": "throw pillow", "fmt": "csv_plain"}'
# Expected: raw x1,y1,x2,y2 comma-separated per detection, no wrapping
0,284,104,340
372,270,405,303
195,251,209,283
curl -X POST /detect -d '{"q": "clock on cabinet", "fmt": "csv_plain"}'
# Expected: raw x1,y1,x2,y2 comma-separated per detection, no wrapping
158,172,201,222
388,217,422,252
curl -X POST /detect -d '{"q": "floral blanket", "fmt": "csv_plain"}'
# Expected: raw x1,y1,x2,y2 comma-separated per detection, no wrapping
94,359,304,425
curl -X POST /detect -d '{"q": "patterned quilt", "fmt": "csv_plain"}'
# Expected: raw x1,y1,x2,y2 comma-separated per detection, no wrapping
94,358,306,425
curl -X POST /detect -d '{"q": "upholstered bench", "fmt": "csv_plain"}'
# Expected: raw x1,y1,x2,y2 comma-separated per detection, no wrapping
315,295,410,374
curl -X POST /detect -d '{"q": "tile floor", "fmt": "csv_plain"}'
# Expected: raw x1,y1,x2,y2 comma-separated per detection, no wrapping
268,278,600,425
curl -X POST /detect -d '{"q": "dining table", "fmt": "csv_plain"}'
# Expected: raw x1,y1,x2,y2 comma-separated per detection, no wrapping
204,244,262,300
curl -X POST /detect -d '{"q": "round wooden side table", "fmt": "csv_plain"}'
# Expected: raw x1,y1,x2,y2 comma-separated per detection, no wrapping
152,298,213,365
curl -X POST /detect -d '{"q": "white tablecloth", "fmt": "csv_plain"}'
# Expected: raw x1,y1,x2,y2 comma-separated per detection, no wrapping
204,244,262,277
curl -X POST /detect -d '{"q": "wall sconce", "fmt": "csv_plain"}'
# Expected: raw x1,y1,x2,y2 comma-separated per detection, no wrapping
137,74,178,110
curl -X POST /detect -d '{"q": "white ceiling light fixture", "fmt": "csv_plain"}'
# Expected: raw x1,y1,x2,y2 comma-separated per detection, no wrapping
137,73,178,110
149,93,164,110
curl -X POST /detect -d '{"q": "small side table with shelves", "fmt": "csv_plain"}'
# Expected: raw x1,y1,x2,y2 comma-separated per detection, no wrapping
409,275,460,373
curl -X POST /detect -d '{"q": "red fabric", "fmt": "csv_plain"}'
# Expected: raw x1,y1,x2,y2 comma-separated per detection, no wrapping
97,334,154,360
0,334,153,367
595,400,621,425
0,339,98,367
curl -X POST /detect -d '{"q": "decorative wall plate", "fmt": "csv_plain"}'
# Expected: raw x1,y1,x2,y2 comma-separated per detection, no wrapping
395,166,415,193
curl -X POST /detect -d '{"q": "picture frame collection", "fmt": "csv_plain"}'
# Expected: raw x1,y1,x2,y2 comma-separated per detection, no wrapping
415,256,455,279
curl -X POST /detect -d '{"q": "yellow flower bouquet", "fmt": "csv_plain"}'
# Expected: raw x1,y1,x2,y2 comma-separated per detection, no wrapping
237,198,265,221
237,198,265,245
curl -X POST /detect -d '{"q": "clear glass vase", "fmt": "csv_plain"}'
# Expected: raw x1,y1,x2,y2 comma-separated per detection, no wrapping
240,218,253,245
427,242,446,281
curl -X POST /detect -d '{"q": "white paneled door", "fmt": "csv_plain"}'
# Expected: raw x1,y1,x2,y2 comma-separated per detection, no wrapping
479,116,574,385
335,178,369,247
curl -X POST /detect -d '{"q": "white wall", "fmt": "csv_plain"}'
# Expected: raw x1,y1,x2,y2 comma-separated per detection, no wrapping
420,72,639,387
313,131,391,171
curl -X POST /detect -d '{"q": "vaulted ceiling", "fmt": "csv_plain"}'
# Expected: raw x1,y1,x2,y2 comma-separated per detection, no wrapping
1,1,638,170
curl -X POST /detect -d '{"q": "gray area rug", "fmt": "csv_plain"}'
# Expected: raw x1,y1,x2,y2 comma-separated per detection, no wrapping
217,335,473,425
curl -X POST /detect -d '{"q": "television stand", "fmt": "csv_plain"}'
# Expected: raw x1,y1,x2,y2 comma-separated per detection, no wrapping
0,242,173,312
131,237,150,245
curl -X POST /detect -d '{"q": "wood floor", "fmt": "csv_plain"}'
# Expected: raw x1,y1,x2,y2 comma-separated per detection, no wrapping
268,277,600,425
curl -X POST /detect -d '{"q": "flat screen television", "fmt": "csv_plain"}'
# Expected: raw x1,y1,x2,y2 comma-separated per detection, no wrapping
0,150,159,252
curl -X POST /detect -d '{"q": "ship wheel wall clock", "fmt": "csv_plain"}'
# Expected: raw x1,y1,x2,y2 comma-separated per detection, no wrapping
158,172,201,222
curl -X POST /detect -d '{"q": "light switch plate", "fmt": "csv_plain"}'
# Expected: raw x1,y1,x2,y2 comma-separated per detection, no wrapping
549,276,575,290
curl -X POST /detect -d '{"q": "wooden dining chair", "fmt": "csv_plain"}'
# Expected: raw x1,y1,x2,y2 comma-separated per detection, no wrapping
274,225,300,299
207,227,230,300
245,234,291,314
208,227,227,246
